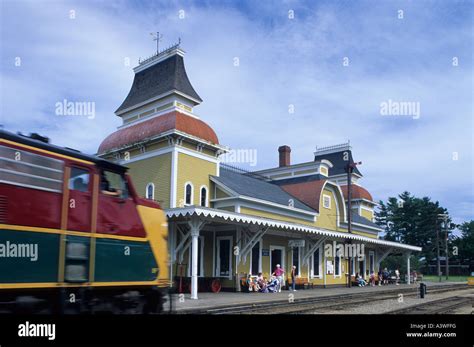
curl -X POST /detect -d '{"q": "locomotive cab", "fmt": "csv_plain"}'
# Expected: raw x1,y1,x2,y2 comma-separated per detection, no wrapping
0,130,170,313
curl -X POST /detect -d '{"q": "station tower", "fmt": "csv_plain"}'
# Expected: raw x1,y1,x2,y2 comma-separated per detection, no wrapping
98,43,227,208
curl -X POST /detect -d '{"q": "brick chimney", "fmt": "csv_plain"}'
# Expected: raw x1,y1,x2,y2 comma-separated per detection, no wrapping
278,145,291,167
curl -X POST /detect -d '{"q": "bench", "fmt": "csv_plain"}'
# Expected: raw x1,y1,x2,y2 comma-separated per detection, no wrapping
351,275,381,286
241,276,259,292
287,277,313,289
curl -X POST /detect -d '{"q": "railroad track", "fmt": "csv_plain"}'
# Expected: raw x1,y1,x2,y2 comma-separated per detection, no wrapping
187,284,469,315
388,296,474,315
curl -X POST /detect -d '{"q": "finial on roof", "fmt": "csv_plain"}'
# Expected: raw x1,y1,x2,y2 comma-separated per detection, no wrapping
150,32,163,54
138,37,183,66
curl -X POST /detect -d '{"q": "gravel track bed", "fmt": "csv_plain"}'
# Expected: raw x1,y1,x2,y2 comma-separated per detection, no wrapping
304,288,474,314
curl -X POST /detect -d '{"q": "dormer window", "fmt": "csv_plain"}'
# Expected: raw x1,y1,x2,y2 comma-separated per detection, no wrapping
323,194,331,209
320,166,329,176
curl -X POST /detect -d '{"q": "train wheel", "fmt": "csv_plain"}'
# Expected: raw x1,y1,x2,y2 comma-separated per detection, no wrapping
160,289,173,314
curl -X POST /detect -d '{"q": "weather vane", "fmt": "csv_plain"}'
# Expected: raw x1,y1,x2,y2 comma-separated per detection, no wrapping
150,32,163,54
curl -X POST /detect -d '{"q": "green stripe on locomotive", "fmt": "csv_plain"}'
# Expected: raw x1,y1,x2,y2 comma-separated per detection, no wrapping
0,229,59,283
94,238,158,282
0,229,158,284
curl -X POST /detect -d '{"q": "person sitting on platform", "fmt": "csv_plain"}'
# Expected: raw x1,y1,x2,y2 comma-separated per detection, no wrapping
356,273,366,287
257,273,267,293
378,269,383,286
369,271,376,286
267,276,280,293
246,274,258,292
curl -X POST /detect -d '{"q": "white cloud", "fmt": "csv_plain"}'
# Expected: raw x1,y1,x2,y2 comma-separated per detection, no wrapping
1,0,472,222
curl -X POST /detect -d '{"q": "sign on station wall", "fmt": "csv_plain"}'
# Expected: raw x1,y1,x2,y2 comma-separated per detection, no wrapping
288,239,305,248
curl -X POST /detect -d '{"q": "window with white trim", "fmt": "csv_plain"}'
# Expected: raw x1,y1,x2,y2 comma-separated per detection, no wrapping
200,186,208,207
312,247,321,278
335,254,341,277
184,182,193,205
250,241,261,276
369,251,375,274
145,182,154,200
322,194,331,209
359,258,366,277
351,257,356,275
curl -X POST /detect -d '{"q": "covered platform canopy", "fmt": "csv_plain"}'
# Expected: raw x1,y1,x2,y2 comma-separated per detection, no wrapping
166,206,422,300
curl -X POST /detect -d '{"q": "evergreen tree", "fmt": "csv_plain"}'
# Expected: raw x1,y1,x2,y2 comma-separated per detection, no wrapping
452,221,474,264
375,192,454,268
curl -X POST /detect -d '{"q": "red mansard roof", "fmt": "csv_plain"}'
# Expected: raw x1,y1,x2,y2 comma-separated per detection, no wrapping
340,184,373,202
98,111,219,154
279,180,327,212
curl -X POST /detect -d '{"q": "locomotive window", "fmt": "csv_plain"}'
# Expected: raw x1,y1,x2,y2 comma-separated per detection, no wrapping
68,167,90,192
0,144,64,193
101,170,128,199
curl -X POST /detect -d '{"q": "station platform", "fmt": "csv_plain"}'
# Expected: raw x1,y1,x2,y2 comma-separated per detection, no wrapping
171,281,467,313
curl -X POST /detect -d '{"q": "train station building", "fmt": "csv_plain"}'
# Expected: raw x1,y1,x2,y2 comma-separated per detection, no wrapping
98,43,421,299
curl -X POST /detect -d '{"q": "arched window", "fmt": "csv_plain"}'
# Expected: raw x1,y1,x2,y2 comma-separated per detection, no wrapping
200,186,208,207
185,182,193,205
145,183,154,200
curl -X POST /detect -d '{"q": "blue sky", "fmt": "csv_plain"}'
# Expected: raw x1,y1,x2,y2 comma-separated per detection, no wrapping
1,0,473,226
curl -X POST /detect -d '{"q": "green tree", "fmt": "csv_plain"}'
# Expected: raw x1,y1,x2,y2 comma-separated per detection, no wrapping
452,221,474,263
375,192,455,271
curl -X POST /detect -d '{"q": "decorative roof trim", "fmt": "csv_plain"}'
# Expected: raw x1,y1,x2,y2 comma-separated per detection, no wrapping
314,142,351,156
116,89,202,116
165,206,422,252
252,160,333,177
135,46,185,73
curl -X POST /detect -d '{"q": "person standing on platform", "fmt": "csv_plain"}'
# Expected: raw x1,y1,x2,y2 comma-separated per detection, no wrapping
395,268,400,285
290,265,297,291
